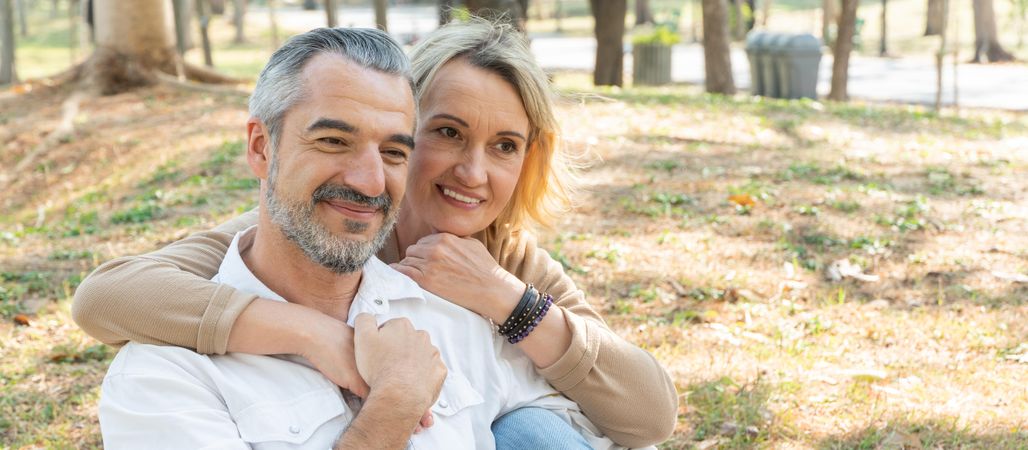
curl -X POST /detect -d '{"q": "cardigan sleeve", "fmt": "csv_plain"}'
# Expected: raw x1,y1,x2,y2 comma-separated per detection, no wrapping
71,210,260,354
494,230,679,448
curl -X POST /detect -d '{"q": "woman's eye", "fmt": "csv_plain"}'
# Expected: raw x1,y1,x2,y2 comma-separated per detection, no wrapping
497,142,519,154
438,127,459,139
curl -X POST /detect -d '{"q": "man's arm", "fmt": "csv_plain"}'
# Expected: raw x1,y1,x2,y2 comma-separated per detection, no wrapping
336,314,447,450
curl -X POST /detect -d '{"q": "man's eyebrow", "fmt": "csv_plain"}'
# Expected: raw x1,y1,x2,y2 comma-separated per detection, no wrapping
307,118,356,133
431,113,527,142
388,134,415,149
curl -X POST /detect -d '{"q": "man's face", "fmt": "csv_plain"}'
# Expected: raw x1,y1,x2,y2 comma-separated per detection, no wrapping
253,53,415,273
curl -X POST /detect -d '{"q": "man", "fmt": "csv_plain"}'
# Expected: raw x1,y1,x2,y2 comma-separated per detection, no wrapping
98,27,604,449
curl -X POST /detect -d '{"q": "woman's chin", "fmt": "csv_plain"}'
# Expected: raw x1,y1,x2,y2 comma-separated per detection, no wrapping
427,221,483,238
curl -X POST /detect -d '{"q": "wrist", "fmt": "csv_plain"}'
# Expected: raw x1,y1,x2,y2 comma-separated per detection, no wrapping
293,307,349,358
486,277,528,324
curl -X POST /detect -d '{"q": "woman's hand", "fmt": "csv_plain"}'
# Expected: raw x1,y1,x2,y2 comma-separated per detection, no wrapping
390,233,525,322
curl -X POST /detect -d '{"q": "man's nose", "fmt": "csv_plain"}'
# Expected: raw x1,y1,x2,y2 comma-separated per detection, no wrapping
342,145,387,198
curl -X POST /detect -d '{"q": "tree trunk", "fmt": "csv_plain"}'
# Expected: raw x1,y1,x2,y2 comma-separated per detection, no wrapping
324,0,337,27
879,0,887,56
374,0,387,31
209,0,225,14
438,0,454,25
829,0,857,100
14,0,24,37
232,0,246,43
822,0,837,47
196,0,214,66
702,0,736,94
636,0,654,25
761,0,772,26
925,0,943,36
172,0,195,55
589,0,626,86
87,0,180,93
971,0,1014,62
466,0,527,31
1,0,16,85
268,0,279,48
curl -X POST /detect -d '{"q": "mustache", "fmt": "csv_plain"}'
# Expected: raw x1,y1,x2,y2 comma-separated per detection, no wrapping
311,183,392,214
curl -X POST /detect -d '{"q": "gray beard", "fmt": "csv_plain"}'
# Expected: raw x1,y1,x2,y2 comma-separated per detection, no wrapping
265,157,395,274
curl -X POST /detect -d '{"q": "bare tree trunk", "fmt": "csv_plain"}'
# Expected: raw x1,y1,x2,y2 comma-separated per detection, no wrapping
13,0,24,37
925,0,943,35
822,0,837,46
87,0,180,93
172,0,195,55
466,0,527,31
589,0,626,86
1,0,16,84
374,0,387,31
438,0,454,25
196,0,213,66
636,0,654,25
232,0,246,43
209,0,225,14
971,0,1014,62
703,0,736,94
761,0,772,26
935,0,948,110
829,0,857,100
268,0,279,48
324,0,337,27
879,0,887,56
556,0,564,32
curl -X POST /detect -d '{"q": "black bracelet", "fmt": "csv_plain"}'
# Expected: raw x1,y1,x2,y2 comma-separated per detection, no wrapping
498,284,537,336
508,293,553,344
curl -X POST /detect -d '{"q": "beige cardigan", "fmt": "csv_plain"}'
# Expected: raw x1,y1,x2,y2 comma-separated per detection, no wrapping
72,210,678,446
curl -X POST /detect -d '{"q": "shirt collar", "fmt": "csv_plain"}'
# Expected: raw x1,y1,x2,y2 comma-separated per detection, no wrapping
216,226,429,313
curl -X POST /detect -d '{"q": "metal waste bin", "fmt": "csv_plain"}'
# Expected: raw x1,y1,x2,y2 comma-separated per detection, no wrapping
776,34,822,99
745,32,773,96
759,34,789,99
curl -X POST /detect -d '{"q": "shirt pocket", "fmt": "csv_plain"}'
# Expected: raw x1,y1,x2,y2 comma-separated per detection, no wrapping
431,371,484,418
234,388,350,447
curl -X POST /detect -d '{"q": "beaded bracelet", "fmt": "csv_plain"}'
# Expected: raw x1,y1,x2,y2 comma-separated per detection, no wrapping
507,293,553,345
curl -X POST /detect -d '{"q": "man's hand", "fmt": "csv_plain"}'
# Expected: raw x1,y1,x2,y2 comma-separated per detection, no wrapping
335,314,446,450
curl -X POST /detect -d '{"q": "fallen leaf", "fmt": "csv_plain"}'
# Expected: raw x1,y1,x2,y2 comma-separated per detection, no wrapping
826,259,880,282
728,193,756,207
992,271,1028,283
13,314,30,326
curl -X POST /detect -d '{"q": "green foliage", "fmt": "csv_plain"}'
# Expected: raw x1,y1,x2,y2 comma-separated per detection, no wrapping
687,377,772,446
631,24,681,46
111,202,163,225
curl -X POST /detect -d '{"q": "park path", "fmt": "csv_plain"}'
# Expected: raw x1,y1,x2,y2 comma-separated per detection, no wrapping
269,5,1028,111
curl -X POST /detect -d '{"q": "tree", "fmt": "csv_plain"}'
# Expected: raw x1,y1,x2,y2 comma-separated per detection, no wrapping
879,0,888,56
232,0,246,43
83,0,234,94
324,0,337,27
1,0,15,85
589,0,626,86
828,0,857,100
196,0,214,66
971,0,1015,62
925,0,944,35
465,0,527,31
14,0,24,37
374,0,387,31
172,0,196,55
702,0,735,94
636,0,654,25
822,0,838,46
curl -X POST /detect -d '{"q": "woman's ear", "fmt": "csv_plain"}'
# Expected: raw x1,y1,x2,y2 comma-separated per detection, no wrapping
246,117,271,179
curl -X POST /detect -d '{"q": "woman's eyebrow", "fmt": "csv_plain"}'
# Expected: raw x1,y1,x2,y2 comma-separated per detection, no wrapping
431,113,527,141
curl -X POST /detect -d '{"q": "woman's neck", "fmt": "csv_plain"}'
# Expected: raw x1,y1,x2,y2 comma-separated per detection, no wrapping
394,204,435,259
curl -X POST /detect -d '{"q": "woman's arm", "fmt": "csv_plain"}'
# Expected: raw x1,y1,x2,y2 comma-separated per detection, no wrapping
392,230,679,447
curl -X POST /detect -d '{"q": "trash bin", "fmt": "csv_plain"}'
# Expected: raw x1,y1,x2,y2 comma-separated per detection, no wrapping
633,43,673,86
745,32,771,96
759,34,790,99
776,34,822,99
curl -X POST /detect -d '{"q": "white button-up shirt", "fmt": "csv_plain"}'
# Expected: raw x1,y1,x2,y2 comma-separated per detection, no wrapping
99,227,615,449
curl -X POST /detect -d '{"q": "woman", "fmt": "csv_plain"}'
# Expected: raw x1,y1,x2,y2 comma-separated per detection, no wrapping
73,19,677,448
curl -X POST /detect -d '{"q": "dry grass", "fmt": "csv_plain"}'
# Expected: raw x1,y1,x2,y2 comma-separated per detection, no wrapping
1,71,1027,448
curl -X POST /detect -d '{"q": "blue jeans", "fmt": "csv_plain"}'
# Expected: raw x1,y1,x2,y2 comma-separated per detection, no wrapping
492,407,593,450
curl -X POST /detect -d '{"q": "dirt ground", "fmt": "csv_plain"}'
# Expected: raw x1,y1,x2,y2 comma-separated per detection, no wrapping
1,76,1027,448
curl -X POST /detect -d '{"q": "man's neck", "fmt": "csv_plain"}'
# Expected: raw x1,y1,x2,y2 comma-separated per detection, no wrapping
243,211,361,323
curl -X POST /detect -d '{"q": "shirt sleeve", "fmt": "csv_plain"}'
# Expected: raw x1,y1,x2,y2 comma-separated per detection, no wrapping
99,347,250,450
494,230,679,448
72,210,259,354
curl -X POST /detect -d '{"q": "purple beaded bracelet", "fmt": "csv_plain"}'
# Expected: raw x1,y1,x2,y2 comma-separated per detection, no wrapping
507,293,553,344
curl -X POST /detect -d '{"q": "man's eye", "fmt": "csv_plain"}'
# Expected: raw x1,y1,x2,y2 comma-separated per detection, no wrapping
438,127,459,139
319,137,346,146
382,149,408,161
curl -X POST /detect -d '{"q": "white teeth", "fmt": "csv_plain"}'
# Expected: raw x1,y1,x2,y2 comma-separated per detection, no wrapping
442,188,482,205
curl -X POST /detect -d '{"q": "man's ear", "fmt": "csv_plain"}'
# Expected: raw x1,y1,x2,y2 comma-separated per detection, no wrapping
246,117,271,179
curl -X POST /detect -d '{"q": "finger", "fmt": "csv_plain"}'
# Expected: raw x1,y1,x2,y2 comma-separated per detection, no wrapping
352,378,370,399
403,242,434,260
419,410,434,430
353,313,377,337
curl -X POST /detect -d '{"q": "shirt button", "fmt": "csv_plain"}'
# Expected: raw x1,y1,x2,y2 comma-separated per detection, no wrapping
438,400,448,408
374,299,384,305
289,425,300,434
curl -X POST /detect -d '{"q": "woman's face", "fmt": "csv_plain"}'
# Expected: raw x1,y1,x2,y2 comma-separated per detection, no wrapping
406,58,531,236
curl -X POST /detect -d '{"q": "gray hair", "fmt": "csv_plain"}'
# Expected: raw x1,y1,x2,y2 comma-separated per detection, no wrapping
249,27,412,148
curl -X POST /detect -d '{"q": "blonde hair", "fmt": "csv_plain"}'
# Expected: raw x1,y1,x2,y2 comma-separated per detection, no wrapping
408,18,577,232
